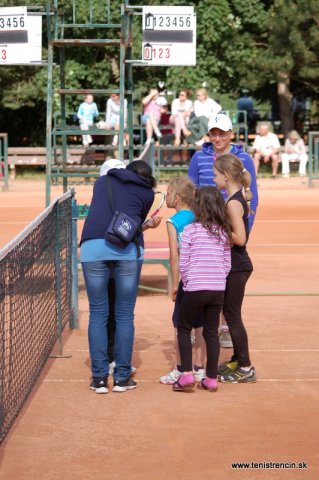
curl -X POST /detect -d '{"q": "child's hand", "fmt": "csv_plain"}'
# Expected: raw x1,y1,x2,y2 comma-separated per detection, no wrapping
146,216,162,229
170,286,178,302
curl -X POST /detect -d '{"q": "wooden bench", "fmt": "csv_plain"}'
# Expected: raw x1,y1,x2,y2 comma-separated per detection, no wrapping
8,147,47,178
7,147,107,178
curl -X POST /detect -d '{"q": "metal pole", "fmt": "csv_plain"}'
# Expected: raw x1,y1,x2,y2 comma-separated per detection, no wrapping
71,195,79,329
45,0,54,206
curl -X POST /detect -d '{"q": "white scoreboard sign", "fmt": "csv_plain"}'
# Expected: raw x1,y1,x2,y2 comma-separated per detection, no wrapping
142,6,196,66
0,6,42,65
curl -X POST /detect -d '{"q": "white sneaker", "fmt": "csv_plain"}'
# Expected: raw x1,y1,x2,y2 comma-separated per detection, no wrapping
160,367,181,385
109,361,116,375
193,367,205,383
109,361,136,376
219,329,233,348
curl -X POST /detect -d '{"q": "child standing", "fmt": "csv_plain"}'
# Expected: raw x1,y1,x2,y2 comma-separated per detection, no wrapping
160,177,206,385
173,187,232,392
213,153,257,383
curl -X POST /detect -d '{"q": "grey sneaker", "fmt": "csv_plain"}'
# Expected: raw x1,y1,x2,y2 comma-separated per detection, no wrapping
217,360,238,375
219,366,257,383
90,377,109,394
112,378,137,392
219,329,233,348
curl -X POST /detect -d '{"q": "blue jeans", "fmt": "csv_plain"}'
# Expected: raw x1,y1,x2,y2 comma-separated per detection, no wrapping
82,259,142,381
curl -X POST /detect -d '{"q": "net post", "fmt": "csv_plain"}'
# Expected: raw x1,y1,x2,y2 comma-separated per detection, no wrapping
50,198,72,358
71,193,79,329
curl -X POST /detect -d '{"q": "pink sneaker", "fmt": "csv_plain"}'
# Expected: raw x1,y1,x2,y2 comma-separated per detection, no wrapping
197,377,218,392
172,373,195,392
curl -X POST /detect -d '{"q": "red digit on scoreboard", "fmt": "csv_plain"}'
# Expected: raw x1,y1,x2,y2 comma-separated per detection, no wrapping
1,49,6,60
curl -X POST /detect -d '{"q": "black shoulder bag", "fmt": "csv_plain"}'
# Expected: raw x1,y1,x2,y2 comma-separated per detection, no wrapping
104,175,141,258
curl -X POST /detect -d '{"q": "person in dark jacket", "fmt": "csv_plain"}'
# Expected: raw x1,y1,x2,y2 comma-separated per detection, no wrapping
80,161,161,394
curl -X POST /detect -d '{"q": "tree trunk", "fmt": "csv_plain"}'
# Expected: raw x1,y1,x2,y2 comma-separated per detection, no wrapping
277,72,294,137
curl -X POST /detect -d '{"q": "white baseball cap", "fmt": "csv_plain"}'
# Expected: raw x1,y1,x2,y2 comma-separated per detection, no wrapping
100,159,126,176
207,114,233,133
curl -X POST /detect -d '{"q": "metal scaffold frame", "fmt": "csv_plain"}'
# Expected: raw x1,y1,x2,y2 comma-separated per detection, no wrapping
45,0,138,206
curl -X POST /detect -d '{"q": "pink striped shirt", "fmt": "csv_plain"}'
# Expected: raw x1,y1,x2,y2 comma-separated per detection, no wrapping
179,223,231,292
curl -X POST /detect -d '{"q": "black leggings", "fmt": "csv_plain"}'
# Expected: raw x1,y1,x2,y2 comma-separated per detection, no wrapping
177,290,224,378
223,271,252,367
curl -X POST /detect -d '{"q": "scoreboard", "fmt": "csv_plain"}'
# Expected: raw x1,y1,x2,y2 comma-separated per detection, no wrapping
142,6,196,66
0,6,42,65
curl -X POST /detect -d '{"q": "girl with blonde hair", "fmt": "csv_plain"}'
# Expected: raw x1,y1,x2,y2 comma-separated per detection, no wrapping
213,153,257,383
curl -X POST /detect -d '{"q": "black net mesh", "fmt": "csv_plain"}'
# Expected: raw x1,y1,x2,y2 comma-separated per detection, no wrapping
0,192,73,443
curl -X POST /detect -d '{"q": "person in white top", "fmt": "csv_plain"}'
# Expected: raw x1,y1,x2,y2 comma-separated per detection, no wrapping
105,93,128,146
183,88,222,146
252,122,281,178
169,89,193,146
281,130,308,177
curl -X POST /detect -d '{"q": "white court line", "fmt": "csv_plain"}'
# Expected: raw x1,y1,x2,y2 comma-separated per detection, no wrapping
0,222,29,225
43,378,319,383
251,243,319,247
251,349,319,352
252,253,319,256
66,348,319,354
257,220,319,223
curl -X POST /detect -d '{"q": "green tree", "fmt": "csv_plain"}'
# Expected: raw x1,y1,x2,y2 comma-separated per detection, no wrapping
252,0,319,134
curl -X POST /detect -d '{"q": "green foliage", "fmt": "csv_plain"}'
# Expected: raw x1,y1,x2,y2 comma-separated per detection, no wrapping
1,0,319,145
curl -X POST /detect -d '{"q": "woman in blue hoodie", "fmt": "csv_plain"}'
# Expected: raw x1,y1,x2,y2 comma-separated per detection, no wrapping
81,161,161,394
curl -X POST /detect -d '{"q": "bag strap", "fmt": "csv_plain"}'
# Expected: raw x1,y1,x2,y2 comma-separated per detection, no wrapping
106,175,115,214
105,175,141,258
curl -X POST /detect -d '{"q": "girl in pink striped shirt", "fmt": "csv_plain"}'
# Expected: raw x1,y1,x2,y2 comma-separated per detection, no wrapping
173,187,232,392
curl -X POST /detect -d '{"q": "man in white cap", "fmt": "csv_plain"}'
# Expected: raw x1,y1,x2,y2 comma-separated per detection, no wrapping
188,113,258,349
188,113,258,228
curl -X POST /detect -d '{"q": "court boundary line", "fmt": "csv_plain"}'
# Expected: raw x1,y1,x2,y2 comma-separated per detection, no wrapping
43,378,319,383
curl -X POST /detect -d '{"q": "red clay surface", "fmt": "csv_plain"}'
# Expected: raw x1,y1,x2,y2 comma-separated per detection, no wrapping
0,177,319,480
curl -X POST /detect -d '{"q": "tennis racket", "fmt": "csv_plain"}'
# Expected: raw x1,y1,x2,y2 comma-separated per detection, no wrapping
143,191,166,225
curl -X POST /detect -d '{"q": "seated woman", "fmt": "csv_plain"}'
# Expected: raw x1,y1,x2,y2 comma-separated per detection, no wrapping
281,130,308,178
105,93,128,146
183,88,222,146
169,89,193,146
142,88,167,144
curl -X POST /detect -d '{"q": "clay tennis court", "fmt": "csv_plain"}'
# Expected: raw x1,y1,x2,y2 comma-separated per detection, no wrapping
0,176,318,479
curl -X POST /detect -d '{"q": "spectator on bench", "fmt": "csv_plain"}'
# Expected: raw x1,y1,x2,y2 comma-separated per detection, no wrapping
169,89,193,146
105,93,128,147
252,122,281,178
281,130,308,178
142,87,167,145
183,88,222,146
77,94,99,147
159,104,175,165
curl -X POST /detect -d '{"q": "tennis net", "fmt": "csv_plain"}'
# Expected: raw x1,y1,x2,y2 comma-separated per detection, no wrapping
0,190,74,443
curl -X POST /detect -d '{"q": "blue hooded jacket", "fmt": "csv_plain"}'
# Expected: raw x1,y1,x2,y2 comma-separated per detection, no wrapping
81,168,154,247
188,142,258,230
